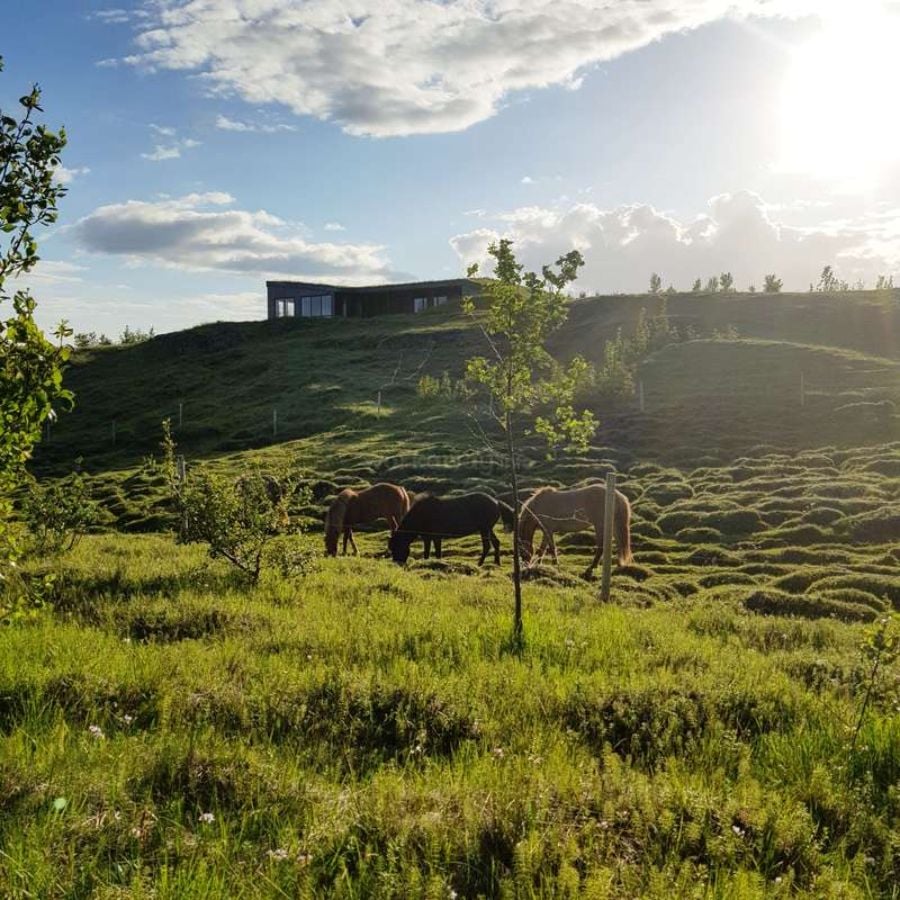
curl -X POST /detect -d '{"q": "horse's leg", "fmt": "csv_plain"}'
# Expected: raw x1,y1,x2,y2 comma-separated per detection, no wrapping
549,532,560,566
491,529,500,565
423,537,431,559
585,529,603,577
342,528,349,555
535,532,549,566
478,531,489,566
435,539,442,559
348,528,359,556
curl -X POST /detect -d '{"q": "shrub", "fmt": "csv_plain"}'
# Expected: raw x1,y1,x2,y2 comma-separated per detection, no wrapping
162,421,305,583
21,469,99,555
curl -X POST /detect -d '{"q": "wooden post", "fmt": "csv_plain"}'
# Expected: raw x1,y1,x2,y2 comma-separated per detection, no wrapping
600,471,617,602
377,390,382,414
800,372,805,407
178,401,183,428
272,408,278,437
638,380,645,413
176,455,187,537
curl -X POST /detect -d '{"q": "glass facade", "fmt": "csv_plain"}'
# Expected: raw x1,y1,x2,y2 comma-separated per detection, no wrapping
300,294,333,317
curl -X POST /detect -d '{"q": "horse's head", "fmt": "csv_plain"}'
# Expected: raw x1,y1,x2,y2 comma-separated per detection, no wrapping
324,525,340,557
388,531,412,564
517,507,539,564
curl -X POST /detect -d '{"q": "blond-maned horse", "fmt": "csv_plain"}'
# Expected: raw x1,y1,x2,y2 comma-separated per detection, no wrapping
324,483,412,556
518,484,633,577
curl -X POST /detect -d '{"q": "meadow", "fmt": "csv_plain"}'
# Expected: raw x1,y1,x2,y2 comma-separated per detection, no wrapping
5,290,900,897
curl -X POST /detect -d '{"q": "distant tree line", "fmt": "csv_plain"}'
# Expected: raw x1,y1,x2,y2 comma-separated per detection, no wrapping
645,268,896,296
72,324,155,349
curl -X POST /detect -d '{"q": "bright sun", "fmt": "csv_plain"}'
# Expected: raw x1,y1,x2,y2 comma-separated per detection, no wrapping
778,3,900,182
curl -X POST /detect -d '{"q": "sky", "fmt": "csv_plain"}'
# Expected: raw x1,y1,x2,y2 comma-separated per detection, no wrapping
3,0,900,335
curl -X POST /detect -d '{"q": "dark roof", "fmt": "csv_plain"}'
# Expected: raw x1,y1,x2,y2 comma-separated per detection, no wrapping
265,277,481,294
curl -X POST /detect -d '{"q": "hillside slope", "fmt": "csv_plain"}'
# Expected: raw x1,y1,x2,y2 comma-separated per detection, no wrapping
36,289,900,478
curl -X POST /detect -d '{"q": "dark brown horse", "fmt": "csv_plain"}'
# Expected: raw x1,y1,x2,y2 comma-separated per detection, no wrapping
389,493,514,565
518,484,633,577
324,483,411,556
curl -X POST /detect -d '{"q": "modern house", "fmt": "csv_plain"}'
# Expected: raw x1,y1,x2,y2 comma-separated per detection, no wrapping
266,278,481,319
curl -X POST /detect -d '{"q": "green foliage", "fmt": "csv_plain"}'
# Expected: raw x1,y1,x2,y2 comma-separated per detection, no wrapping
691,277,702,292
1,533,898,896
21,468,99,555
763,273,783,293
875,274,894,291
161,421,304,584
594,300,675,400
719,271,735,292
463,239,595,637
119,324,155,345
416,370,465,402
0,57,71,590
648,272,662,295
817,266,848,293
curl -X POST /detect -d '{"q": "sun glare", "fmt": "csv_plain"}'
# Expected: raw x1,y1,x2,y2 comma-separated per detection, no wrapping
778,4,900,183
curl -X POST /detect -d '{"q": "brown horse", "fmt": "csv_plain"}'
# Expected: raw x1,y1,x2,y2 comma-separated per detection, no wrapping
518,484,633,577
324,483,412,557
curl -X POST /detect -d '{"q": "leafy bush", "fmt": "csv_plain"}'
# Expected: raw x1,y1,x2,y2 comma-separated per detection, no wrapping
21,469,99,554
162,421,307,583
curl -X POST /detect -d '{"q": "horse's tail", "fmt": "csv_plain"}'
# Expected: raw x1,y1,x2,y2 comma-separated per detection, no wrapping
616,492,633,565
497,499,515,531
399,486,413,517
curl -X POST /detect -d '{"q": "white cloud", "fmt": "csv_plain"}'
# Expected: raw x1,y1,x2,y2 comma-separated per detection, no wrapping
70,191,395,282
521,176,534,185
323,222,345,232
142,145,183,161
450,191,900,292
120,0,822,138
215,114,297,133
141,125,201,161
55,165,91,185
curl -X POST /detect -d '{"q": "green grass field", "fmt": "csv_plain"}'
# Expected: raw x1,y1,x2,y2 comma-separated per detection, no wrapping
7,289,900,897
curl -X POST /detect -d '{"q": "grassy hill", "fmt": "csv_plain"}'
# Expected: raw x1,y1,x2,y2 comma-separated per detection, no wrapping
38,289,900,468
5,289,899,897
32,289,900,530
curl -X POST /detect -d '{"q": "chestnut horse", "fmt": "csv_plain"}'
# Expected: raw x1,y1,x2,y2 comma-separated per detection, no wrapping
324,483,411,557
518,484,633,577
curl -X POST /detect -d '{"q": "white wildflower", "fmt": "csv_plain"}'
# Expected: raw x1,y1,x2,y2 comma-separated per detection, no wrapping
198,811,215,824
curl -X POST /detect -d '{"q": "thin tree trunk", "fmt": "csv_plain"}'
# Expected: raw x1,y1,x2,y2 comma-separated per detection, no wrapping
506,410,523,643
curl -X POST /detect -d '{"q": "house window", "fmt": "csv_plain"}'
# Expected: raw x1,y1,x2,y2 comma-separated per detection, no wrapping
299,294,334,317
413,297,427,313
434,295,447,306
276,298,294,317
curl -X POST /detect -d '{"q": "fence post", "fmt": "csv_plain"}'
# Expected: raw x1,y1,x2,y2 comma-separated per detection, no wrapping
176,455,187,537
377,390,382,415
638,380,645,413
273,408,278,437
600,471,617,602
178,400,183,428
